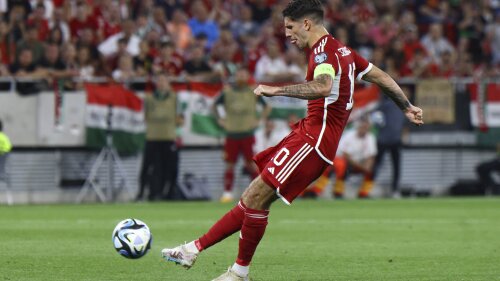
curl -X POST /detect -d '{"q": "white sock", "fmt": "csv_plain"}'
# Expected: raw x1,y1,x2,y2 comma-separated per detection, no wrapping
185,241,199,254
231,263,249,277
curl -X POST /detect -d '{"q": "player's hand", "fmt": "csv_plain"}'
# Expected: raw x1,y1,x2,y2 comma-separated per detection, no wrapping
254,84,279,97
404,105,424,126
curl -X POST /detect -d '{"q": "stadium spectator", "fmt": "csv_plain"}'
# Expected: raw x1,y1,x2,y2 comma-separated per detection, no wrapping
254,119,289,155
283,47,307,82
230,4,259,43
152,41,183,77
98,19,140,58
49,8,70,44
331,117,377,199
76,46,95,81
350,22,375,60
485,11,500,64
249,0,272,25
9,47,43,77
211,26,240,63
161,3,423,280
402,24,426,63
16,24,44,64
137,73,183,201
457,2,486,65
420,23,455,64
27,3,49,41
182,45,216,82
69,3,98,41
429,50,456,77
188,0,219,49
254,39,293,82
8,4,28,44
476,143,500,195
368,14,398,48
148,8,169,38
212,67,271,203
0,20,14,65
166,9,193,51
29,0,53,20
112,54,136,82
100,3,122,40
133,41,154,76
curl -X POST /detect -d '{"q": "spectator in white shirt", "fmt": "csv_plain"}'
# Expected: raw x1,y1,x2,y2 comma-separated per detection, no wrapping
333,116,377,199
420,23,455,64
254,40,296,83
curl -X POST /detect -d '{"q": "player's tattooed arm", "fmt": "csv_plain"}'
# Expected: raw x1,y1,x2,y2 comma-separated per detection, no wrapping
253,74,333,100
363,65,424,126
362,66,410,111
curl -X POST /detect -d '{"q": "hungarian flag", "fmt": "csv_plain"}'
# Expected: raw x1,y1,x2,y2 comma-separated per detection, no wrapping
85,84,145,154
174,82,225,145
469,83,500,129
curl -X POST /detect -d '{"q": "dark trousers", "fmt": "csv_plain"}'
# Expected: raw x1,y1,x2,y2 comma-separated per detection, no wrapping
138,140,179,200
476,158,500,193
374,142,401,192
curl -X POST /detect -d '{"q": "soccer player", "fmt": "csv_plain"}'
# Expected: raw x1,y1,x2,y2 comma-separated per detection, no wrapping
161,1,424,280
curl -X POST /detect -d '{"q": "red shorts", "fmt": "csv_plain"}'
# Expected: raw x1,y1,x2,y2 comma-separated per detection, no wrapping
224,135,255,163
253,131,329,205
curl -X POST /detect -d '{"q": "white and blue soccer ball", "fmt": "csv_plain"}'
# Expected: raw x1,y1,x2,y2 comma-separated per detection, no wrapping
112,218,152,259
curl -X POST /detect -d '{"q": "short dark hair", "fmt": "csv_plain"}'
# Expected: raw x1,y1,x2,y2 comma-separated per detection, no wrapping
282,0,324,23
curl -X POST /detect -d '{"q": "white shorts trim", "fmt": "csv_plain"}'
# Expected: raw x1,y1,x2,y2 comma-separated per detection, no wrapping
276,188,291,206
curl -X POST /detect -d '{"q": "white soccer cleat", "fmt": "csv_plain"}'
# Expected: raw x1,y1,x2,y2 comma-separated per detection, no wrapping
161,244,198,269
211,267,251,281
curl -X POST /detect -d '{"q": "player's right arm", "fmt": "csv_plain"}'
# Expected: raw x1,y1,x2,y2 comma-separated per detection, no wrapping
253,72,333,100
362,65,424,126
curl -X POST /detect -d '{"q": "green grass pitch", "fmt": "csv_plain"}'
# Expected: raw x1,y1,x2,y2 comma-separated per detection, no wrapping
1,198,500,281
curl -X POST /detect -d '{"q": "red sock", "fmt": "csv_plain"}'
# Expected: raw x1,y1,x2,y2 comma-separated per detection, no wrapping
196,200,246,251
224,169,234,192
236,208,269,266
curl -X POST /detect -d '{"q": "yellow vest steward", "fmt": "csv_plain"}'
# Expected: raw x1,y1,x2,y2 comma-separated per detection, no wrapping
224,86,258,133
144,92,177,141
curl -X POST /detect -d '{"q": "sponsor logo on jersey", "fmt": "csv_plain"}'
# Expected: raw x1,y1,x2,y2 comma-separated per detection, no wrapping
267,167,275,175
338,47,351,57
314,52,328,64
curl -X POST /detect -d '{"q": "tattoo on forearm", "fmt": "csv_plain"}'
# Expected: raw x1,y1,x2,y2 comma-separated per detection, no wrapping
366,74,411,111
278,74,332,100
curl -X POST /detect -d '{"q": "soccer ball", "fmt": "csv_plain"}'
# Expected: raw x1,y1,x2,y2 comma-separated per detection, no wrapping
112,218,152,259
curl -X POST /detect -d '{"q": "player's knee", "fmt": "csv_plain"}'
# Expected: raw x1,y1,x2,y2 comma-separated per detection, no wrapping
241,178,275,210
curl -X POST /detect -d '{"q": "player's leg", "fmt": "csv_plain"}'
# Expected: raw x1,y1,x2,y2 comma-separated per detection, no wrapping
221,137,238,202
161,176,275,271
242,135,259,180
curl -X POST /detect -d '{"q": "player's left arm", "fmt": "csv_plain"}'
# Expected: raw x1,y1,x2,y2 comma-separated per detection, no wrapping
254,64,334,100
362,65,424,126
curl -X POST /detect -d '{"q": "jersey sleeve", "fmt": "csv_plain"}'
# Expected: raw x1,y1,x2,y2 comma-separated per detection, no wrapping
351,49,373,81
312,42,339,80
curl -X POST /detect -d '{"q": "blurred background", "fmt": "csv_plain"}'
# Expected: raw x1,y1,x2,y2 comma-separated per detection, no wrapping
0,0,499,204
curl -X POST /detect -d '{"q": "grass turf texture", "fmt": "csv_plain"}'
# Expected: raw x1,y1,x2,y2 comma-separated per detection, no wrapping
1,198,500,281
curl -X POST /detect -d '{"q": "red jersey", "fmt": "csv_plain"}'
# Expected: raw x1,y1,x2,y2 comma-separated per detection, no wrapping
293,35,372,164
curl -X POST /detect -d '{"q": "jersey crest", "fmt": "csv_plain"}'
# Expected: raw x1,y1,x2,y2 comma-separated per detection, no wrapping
314,52,328,64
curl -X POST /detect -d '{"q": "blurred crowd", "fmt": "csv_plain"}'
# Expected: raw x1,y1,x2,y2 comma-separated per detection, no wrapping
0,0,499,91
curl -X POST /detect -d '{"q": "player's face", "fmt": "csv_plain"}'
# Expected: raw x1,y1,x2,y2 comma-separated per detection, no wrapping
284,17,307,49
